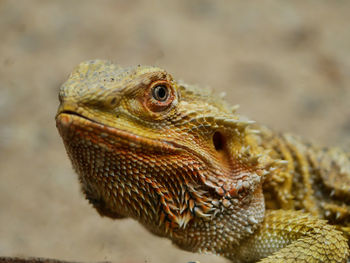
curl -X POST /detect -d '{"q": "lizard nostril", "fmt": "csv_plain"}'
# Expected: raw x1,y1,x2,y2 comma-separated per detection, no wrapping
110,98,117,105
213,131,225,151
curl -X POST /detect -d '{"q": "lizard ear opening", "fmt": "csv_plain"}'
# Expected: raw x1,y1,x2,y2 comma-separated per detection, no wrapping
213,131,225,151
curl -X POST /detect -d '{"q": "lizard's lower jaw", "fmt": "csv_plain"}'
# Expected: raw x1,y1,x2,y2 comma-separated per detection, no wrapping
56,112,265,240
56,113,156,221
56,112,189,226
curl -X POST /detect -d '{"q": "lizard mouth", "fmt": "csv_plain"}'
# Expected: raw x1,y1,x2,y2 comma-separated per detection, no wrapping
57,110,94,122
56,110,179,153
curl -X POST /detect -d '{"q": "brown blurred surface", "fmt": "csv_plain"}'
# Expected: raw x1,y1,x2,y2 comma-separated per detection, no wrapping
0,1,349,263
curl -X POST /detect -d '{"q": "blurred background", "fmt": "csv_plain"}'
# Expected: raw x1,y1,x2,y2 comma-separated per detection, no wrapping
0,1,349,263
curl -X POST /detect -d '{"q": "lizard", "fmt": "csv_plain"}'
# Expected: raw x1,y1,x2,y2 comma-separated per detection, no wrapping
56,60,350,263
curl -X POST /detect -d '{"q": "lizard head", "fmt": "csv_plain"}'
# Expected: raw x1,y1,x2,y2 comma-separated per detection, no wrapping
56,60,265,238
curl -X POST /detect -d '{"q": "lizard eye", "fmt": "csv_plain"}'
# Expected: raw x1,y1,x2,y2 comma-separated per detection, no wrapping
145,80,175,112
152,85,169,102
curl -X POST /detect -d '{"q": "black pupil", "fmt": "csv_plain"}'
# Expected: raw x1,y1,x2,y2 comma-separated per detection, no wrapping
153,85,168,101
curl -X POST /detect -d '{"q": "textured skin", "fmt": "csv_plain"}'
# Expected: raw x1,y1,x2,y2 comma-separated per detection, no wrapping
56,60,350,262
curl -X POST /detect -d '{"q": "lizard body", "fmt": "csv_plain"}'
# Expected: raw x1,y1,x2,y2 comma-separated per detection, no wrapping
56,60,350,262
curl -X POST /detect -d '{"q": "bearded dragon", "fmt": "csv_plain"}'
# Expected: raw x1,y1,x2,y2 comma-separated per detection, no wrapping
56,60,350,262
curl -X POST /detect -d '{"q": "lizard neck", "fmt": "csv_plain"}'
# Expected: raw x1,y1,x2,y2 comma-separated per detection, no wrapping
168,186,265,256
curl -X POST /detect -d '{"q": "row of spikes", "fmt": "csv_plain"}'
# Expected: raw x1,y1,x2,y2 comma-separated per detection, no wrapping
157,181,222,230
176,113,256,132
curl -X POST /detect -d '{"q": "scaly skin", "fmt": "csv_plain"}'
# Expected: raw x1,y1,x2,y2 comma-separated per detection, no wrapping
56,60,350,262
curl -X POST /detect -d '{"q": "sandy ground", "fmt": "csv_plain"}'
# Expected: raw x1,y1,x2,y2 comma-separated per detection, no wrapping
0,1,349,263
